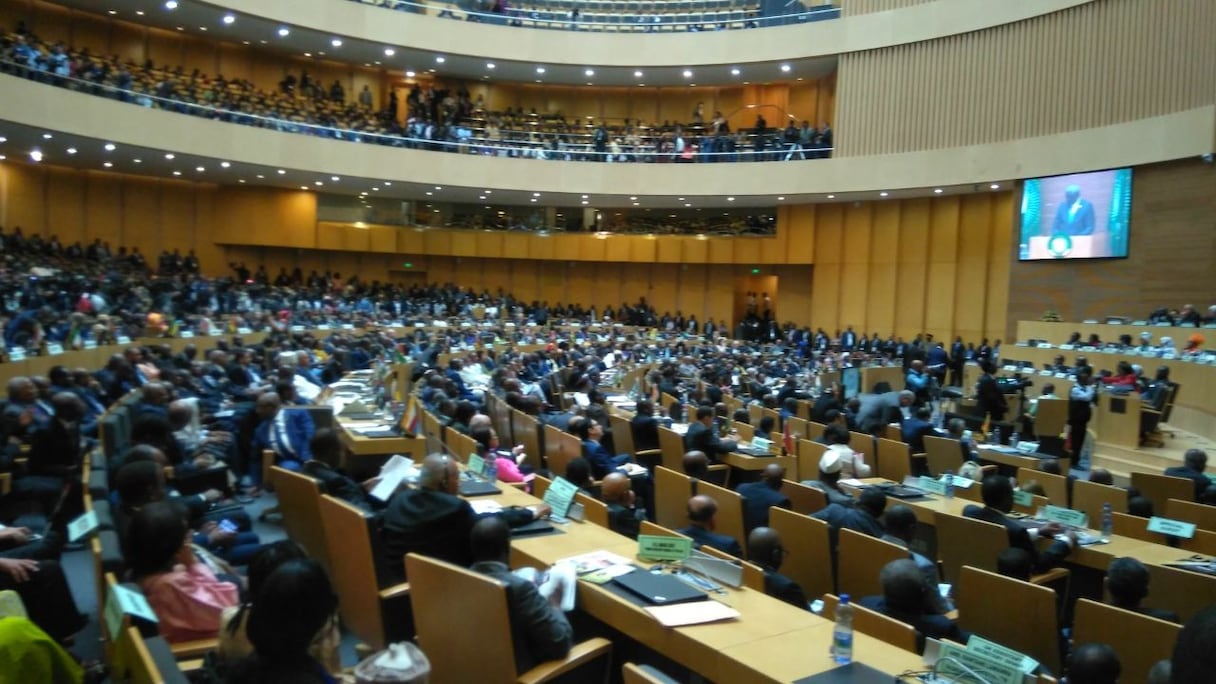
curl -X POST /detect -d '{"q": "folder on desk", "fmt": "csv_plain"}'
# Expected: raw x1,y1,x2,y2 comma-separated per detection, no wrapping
614,569,708,606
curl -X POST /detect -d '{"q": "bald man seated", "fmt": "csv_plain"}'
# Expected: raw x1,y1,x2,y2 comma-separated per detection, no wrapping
601,472,645,540
858,559,969,654
677,495,743,558
736,464,792,532
748,527,808,610
379,454,549,584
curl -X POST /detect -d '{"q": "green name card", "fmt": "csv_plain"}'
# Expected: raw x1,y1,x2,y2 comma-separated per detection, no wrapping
67,510,100,543
542,476,579,517
968,634,1039,674
1148,516,1197,539
104,583,159,640
1013,489,1034,507
1042,504,1088,528
919,476,947,496
637,535,693,562
467,453,486,477
937,641,1022,684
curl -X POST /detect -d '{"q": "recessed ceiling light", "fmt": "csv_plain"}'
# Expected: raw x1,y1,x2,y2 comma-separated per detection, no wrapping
435,56,445,63
682,70,693,78
199,26,207,31
135,8,143,13
104,143,116,151
934,188,943,194
196,166,205,172
780,64,791,72
331,38,343,47
584,69,595,77
990,183,1000,190
42,133,52,140
384,47,395,56
484,190,492,194
777,196,785,201
360,191,368,196
176,26,183,31
684,203,692,207
372,187,379,191
727,197,735,201
315,181,323,186
629,196,637,200
530,198,537,203
383,181,391,186
405,70,416,78
165,0,178,9
426,191,433,196
300,186,308,190
678,197,685,201
0,155,6,161
304,52,312,57
632,202,639,206
30,149,45,162
220,161,231,168
731,68,741,76
256,174,265,179
222,14,235,25
581,195,588,199
103,162,113,168
133,158,141,164
826,194,835,199
242,41,250,45
581,200,589,205
879,191,889,197
66,147,77,155
172,170,181,176
0,137,6,143
478,196,486,200
634,71,643,78
238,179,245,183
164,153,175,159
536,66,546,74
277,169,286,175
331,176,339,182
435,186,442,190
278,27,290,37
533,192,541,197
108,9,117,15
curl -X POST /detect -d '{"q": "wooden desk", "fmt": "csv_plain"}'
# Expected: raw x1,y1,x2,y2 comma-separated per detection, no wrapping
715,625,922,684
1093,392,1142,449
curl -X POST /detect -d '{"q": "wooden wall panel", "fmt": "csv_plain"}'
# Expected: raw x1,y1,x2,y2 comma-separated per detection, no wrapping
45,167,85,247
835,0,1216,155
952,195,992,341
84,173,121,248
122,178,160,253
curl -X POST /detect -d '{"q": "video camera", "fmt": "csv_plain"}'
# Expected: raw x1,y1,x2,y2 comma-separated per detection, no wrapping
996,373,1034,393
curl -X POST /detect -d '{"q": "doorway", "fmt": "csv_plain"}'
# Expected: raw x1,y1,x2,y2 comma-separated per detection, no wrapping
733,275,778,336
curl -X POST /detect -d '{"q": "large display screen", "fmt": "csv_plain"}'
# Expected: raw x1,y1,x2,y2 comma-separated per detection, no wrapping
1018,168,1132,260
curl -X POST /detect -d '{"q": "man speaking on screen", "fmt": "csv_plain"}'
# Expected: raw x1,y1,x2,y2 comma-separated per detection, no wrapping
1051,184,1096,236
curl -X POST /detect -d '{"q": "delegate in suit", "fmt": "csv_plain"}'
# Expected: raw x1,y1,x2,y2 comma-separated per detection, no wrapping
963,475,1073,574
249,392,314,488
683,406,737,463
1051,184,1096,236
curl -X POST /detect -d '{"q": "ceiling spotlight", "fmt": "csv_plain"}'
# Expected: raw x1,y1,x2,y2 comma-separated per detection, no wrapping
172,170,181,176
238,179,245,183
777,196,785,201
331,38,343,47
581,195,588,199
256,174,265,179
581,200,589,205
682,70,693,78
104,143,116,151
990,183,1000,190
634,70,643,78
536,66,546,74
426,192,433,196
584,69,595,77
486,62,495,70
727,197,735,202
383,181,392,186
684,203,692,207
277,27,290,37
435,56,445,63
384,47,395,56
29,150,43,162
314,181,323,186
222,14,235,25
304,52,312,57
405,70,416,78
533,192,541,197
632,202,639,206
66,147,77,155
164,153,175,159
133,158,141,164
277,169,286,175
780,64,791,72
42,133,52,140
220,161,231,168
530,198,537,203
103,162,113,168
826,194,835,199
195,166,205,172
879,191,889,197
199,26,207,31
629,196,637,200
484,190,492,194
165,0,178,9
731,68,741,76
0,137,6,143
934,188,943,194
331,176,340,182
300,186,308,191
108,9,117,14
435,186,442,190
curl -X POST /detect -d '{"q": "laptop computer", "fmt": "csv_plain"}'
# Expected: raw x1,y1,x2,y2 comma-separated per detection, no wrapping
458,472,502,497
613,569,708,606
511,519,557,536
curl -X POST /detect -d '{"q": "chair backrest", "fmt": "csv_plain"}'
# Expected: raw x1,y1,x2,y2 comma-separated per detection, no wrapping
822,593,918,654
111,625,189,684
1146,562,1216,624
785,417,808,444
848,430,875,463
609,414,636,456
1132,472,1196,510
732,421,755,443
622,662,681,684
271,466,331,572
1073,599,1180,684
806,421,826,441
640,520,687,539
658,426,686,472
1111,511,1216,555
1071,480,1129,529
769,507,833,602
445,428,478,463
575,491,610,528
837,529,909,601
422,409,444,454
1016,467,1069,507
933,512,1009,585
876,438,912,483
511,410,543,472
957,566,1061,674
543,424,581,477
797,439,828,483
406,552,518,680
318,494,390,649
1165,498,1216,532
783,479,828,515
923,436,962,477
1034,398,1068,437
697,544,765,591
654,465,695,530
695,479,747,557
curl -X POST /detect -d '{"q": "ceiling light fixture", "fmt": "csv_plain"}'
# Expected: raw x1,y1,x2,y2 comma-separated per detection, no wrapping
777,196,785,201
165,0,178,9
990,183,1000,190
277,169,286,175
780,64,791,72
222,14,235,25
103,162,113,168
196,166,205,172
164,153,175,159
278,27,290,37
584,69,594,77
435,56,445,63
42,133,52,140
220,161,231,168
934,188,943,194
634,70,643,78
331,38,343,47
104,143,116,151
731,67,741,76
29,150,43,162
67,147,77,155
486,63,495,70
331,176,340,182
682,70,693,78
879,191,889,197
384,47,395,56
536,66,546,74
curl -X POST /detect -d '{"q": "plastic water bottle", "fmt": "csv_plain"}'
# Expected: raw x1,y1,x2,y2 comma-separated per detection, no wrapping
990,427,1002,446
832,594,854,664
944,470,955,499
1009,430,1020,449
1101,502,1113,542
486,456,498,482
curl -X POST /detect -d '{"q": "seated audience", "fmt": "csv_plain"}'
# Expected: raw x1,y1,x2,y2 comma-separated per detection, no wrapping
600,472,644,540
819,424,872,478
1165,449,1209,500
801,450,857,507
813,487,887,550
1105,557,1179,622
963,475,1073,574
900,406,937,454
882,505,950,613
858,559,969,653
737,463,792,531
576,418,631,479
249,392,315,493
747,526,808,610
1068,643,1121,684
470,425,528,484
683,406,736,463
677,495,743,557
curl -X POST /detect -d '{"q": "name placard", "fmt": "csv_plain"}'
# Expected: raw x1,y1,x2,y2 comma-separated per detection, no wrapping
919,476,948,496
116,336,131,345
180,330,194,339
236,327,253,335
936,641,1022,684
1042,504,1088,528
542,476,579,518
317,324,331,330
1013,489,1034,507
342,324,355,330
967,635,1039,674
67,510,100,543
104,583,159,641
638,535,693,562
1147,516,1197,539
209,328,223,336
291,325,305,332
466,453,486,478
46,343,64,356
7,347,26,361
83,339,98,349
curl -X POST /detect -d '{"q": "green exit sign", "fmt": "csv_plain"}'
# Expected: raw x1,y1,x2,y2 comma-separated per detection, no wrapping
403,262,413,268
751,268,760,274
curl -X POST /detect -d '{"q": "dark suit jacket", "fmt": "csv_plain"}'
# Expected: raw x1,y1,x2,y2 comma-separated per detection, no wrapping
810,394,840,423
252,409,315,463
1052,199,1096,236
1164,466,1210,500
900,418,937,454
962,504,1070,573
470,560,574,673
630,414,661,453
763,567,809,610
812,503,885,550
677,524,743,558
582,440,630,479
683,422,737,462
857,596,969,654
976,374,1008,418
606,502,643,540
736,481,791,531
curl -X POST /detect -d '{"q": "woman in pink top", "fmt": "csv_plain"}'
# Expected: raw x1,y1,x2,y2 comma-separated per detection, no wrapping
127,502,240,644
472,425,531,484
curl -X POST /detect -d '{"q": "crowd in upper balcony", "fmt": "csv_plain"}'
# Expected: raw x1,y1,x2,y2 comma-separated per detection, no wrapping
0,24,832,164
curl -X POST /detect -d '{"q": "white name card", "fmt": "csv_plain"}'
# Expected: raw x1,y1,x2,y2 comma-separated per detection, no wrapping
1147,516,1196,539
46,343,64,356
180,330,194,339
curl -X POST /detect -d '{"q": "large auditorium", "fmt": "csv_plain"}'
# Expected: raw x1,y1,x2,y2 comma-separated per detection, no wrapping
0,0,1214,681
